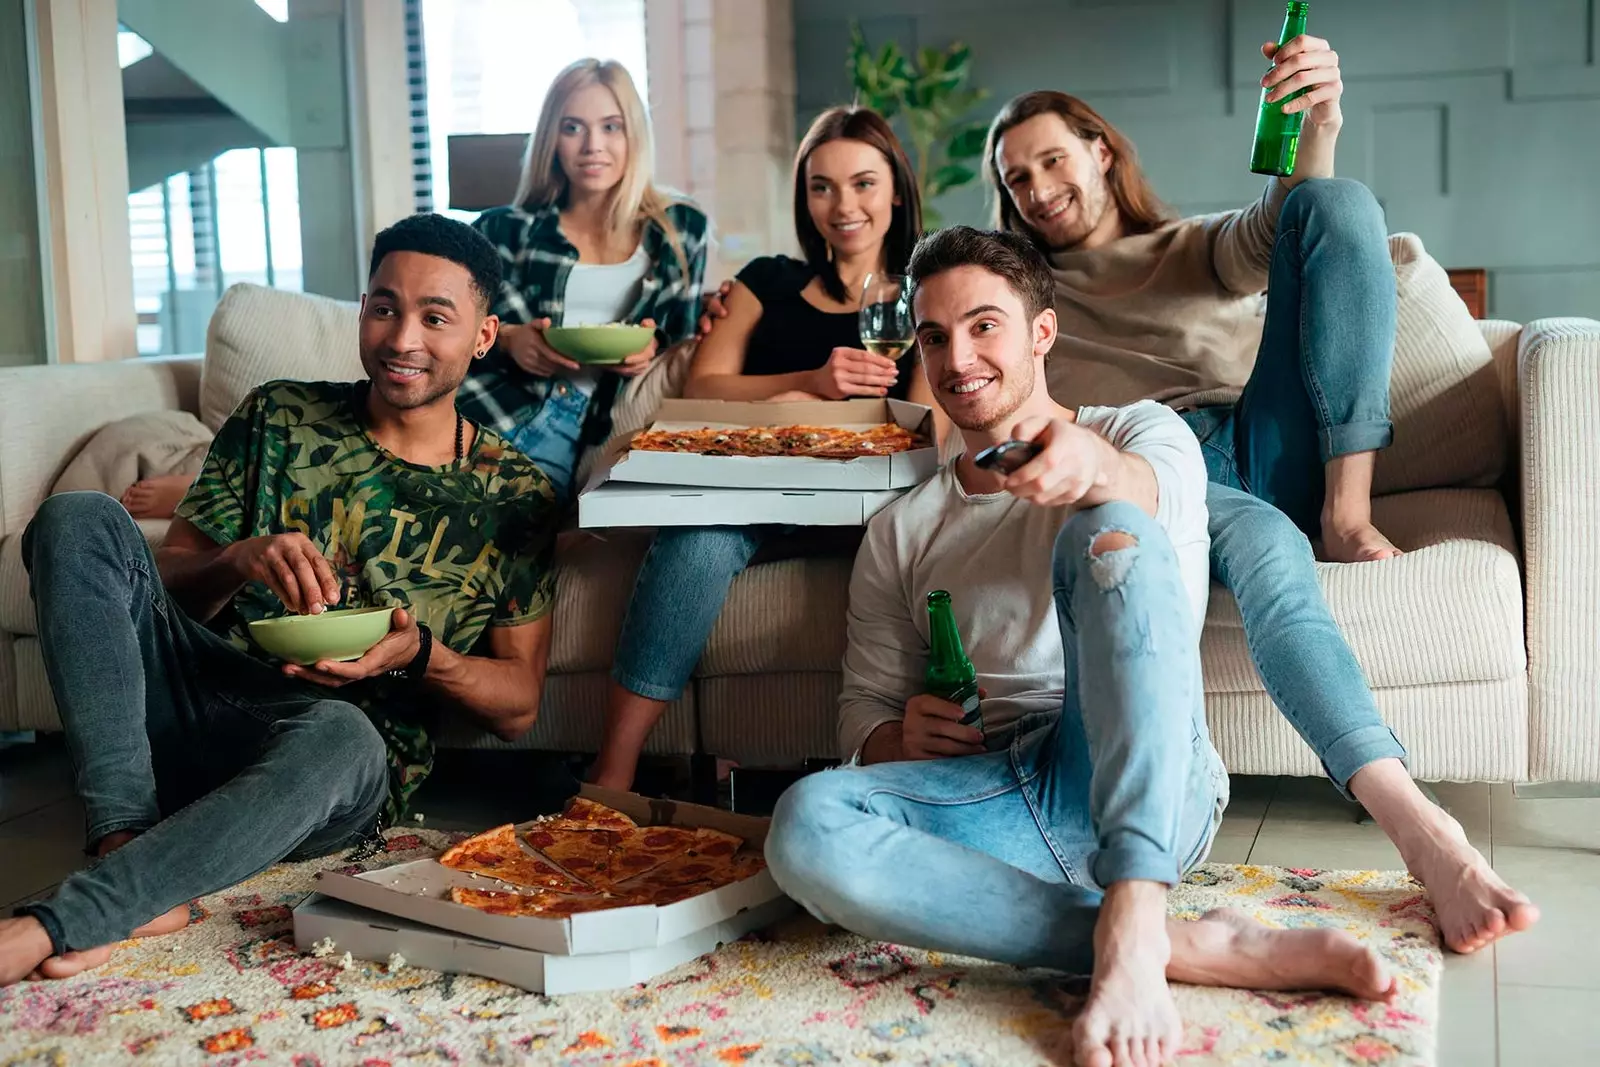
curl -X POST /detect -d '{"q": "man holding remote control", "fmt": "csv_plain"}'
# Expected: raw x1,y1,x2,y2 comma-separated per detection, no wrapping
764,227,1394,1067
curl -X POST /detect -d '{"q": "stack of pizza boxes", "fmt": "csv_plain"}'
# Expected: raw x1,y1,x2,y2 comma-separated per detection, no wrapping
578,397,940,528
291,786,793,995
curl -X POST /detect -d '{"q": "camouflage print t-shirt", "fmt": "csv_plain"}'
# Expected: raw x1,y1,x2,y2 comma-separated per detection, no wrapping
175,380,558,823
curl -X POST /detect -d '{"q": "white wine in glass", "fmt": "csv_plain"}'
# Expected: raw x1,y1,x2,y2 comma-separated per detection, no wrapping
859,273,914,362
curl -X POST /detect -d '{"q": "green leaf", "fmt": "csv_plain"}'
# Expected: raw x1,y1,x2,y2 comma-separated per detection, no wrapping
926,163,977,198
946,122,989,160
906,108,940,148
945,43,972,78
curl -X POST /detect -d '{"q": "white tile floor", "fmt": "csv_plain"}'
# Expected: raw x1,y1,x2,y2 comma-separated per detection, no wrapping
2,739,1595,1065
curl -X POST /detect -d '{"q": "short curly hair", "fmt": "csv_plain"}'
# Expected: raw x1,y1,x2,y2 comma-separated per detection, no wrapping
368,213,502,313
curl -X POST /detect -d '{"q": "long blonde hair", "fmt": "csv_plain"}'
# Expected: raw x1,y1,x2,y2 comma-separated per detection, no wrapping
514,58,685,267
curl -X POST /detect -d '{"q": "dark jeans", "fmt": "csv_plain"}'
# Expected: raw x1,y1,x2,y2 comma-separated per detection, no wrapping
17,492,389,953
1182,179,1407,793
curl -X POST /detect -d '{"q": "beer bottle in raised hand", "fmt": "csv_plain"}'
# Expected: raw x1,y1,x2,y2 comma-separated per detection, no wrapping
925,590,981,730
1250,1,1311,176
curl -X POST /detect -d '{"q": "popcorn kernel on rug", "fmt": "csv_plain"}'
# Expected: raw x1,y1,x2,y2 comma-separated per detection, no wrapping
0,831,1442,1067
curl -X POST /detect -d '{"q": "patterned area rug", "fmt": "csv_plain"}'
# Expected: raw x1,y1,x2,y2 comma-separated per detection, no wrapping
0,831,1442,1066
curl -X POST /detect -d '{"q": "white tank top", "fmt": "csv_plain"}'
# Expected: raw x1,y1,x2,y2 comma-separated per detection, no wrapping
561,245,651,396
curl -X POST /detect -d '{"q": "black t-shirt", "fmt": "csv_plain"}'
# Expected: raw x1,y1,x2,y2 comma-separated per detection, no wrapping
736,255,915,400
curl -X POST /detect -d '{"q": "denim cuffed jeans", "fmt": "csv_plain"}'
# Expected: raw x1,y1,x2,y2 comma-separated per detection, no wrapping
764,502,1228,973
1181,179,1408,791
611,526,770,701
16,492,389,954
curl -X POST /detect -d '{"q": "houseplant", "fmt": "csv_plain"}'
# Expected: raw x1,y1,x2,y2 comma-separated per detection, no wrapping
846,22,989,225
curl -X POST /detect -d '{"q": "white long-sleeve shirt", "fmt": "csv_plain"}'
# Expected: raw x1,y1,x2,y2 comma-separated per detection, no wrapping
838,400,1211,760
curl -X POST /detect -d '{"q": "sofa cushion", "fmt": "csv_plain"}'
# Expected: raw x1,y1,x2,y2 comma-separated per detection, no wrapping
0,519,171,637
50,411,212,500
544,528,656,675
1373,234,1508,495
201,283,365,431
1202,488,1524,692
650,488,1524,693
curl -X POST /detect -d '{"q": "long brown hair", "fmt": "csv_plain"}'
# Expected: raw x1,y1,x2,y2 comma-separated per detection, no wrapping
792,107,923,302
515,59,686,269
984,91,1170,247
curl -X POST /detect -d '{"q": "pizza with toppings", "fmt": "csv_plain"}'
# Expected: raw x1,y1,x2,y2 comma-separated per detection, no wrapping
528,797,638,833
436,824,592,893
631,422,921,459
439,797,765,919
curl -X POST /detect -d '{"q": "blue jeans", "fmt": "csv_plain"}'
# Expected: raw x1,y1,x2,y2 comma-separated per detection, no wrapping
1180,179,1407,791
1182,178,1396,536
612,526,769,700
17,493,389,954
765,502,1228,973
505,379,590,503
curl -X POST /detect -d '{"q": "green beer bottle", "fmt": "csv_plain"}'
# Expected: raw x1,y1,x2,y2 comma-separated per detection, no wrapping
925,590,981,729
1249,1,1311,176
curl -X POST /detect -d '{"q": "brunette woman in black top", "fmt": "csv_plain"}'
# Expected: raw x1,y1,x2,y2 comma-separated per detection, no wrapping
589,107,932,790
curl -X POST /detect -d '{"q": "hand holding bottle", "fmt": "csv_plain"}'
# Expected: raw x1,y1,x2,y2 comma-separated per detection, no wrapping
1260,32,1343,127
900,693,985,761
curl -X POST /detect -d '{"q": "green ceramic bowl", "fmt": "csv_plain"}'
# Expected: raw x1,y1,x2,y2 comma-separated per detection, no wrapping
247,606,396,666
544,324,655,365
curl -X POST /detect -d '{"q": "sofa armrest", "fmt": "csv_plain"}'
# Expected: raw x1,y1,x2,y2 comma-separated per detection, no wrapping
0,355,202,536
1519,318,1600,781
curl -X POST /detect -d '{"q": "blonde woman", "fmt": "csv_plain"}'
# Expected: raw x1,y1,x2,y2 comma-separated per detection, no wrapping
459,59,709,501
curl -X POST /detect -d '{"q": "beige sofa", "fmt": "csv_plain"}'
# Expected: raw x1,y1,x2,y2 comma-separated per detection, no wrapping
3,244,1598,784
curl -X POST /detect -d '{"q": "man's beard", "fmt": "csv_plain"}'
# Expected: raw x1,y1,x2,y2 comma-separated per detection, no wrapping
363,354,470,411
947,355,1035,433
1039,181,1110,253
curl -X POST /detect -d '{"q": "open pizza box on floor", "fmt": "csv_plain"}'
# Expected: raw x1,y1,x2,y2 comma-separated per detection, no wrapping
292,893,793,996
604,398,939,491
299,786,792,958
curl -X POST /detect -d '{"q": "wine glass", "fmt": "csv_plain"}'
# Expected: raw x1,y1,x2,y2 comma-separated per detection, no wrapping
858,273,915,365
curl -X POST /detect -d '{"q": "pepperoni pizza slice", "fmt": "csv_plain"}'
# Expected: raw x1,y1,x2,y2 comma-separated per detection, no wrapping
437,824,593,893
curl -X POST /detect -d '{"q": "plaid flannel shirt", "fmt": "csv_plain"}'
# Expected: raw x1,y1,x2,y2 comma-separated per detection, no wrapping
458,199,710,441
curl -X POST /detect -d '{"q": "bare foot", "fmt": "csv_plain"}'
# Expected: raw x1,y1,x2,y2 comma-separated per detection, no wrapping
1320,521,1401,563
1170,909,1394,1001
1394,809,1539,953
1074,882,1181,1067
0,917,59,986
26,944,113,980
120,473,193,519
132,902,191,937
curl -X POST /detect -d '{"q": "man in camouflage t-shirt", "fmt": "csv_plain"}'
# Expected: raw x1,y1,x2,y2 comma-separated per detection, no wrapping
2,214,558,986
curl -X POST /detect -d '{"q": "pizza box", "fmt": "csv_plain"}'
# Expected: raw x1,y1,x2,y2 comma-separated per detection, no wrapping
577,477,906,528
605,397,938,491
292,892,794,996
307,786,789,957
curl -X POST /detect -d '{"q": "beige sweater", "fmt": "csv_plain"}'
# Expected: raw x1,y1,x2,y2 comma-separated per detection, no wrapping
1042,179,1289,412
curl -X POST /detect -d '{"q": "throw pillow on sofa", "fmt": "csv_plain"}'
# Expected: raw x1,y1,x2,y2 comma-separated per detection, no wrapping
201,283,365,431
1373,233,1508,495
51,410,214,501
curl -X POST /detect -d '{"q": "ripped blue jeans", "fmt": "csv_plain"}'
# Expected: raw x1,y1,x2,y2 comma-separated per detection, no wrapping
764,502,1228,972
